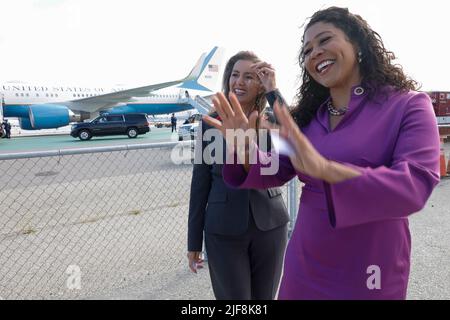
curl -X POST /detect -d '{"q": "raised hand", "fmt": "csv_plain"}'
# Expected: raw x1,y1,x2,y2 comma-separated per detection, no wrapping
203,92,259,164
251,61,277,93
203,92,258,135
262,101,330,180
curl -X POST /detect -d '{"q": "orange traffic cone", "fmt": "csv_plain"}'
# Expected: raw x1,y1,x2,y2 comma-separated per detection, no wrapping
440,150,448,178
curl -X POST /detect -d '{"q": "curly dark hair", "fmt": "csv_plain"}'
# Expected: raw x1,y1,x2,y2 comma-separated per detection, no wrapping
292,6,418,128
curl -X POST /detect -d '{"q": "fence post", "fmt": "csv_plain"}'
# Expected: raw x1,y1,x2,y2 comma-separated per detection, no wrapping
287,179,299,237
202,236,208,262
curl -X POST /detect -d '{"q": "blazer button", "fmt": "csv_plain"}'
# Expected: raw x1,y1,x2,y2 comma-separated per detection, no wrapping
354,86,365,95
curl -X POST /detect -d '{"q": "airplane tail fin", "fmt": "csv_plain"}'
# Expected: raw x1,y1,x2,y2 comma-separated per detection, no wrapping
179,46,225,93
184,52,207,82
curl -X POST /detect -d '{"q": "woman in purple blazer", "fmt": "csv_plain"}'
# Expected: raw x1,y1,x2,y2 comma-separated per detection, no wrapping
203,7,440,299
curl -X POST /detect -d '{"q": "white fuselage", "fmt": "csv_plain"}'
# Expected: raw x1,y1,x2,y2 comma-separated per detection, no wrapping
0,82,205,106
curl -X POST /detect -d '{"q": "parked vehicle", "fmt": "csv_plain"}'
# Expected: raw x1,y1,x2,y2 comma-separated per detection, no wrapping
178,113,202,141
178,122,199,141
154,122,171,128
183,113,203,125
427,91,450,124
178,114,202,141
70,113,150,141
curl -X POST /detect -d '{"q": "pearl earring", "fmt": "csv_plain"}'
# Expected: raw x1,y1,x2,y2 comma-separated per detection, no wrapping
358,51,362,63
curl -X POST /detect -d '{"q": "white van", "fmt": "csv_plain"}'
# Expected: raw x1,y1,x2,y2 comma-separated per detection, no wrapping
178,114,202,141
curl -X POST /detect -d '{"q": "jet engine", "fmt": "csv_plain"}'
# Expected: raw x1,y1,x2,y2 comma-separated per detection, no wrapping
18,104,80,130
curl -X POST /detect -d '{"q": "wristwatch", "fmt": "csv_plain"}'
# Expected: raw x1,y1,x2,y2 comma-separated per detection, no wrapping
265,89,286,108
265,89,287,124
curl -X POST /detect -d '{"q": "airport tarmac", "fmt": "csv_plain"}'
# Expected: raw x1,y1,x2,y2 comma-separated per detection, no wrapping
2,128,450,157
90,153,450,300
0,127,180,154
0,131,448,300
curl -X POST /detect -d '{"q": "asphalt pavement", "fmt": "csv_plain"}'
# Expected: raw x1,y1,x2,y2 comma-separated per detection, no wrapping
0,133,448,300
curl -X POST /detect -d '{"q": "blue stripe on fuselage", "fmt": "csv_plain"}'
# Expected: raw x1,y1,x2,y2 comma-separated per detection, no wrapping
105,103,194,115
3,102,195,118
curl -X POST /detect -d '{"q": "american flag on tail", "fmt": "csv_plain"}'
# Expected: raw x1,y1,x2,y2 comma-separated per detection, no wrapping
208,64,218,72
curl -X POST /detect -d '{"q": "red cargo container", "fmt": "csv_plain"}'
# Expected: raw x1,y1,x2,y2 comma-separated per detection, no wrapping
426,91,450,125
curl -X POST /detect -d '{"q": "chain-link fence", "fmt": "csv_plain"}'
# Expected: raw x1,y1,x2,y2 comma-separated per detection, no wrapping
0,142,298,300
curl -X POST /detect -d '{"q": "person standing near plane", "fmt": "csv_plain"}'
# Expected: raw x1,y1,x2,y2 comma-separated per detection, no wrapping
187,51,289,300
204,7,440,299
171,113,177,132
2,119,11,139
5,119,11,139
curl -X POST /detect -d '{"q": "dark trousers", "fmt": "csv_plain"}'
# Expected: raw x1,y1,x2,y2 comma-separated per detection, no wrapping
171,125,176,132
205,214,288,300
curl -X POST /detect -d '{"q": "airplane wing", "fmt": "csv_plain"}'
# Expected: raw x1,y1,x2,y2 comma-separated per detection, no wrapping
63,52,207,113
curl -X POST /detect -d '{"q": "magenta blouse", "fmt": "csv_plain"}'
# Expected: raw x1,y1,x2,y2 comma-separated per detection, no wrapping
223,86,440,299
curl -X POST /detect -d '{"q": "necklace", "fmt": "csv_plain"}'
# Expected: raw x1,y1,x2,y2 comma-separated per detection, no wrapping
327,100,348,116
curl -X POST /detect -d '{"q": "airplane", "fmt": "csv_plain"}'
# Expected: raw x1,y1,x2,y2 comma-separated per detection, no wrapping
0,47,224,130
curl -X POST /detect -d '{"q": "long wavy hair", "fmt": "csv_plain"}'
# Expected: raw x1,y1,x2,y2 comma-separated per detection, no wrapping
211,51,266,117
292,6,418,128
207,51,267,147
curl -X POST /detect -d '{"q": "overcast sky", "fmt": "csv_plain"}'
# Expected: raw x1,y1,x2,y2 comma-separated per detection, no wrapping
0,0,448,103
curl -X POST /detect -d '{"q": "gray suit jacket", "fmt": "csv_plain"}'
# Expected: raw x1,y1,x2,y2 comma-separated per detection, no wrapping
188,121,289,251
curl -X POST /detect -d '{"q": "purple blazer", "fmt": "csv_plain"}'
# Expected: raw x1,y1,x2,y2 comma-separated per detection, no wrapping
223,86,440,299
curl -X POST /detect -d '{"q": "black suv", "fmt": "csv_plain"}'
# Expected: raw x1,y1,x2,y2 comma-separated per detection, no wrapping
70,113,150,141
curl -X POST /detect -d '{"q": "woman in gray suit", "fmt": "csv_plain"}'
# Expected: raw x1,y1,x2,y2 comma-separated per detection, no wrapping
187,51,289,300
